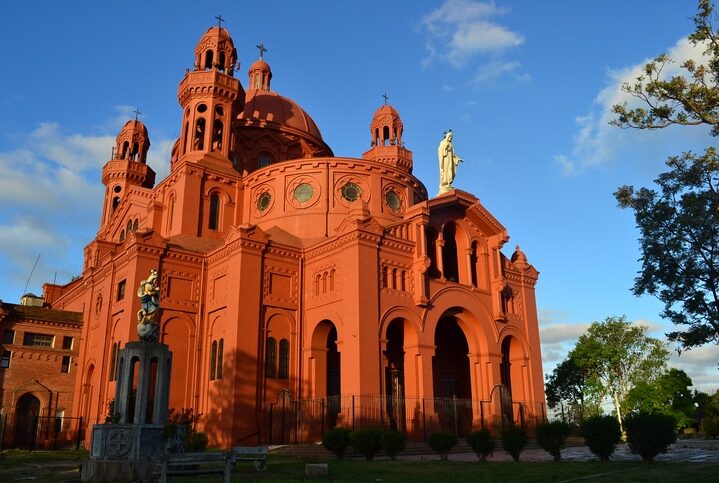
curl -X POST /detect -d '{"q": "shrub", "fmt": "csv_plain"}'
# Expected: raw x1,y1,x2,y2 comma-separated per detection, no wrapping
186,432,209,452
581,415,621,461
322,428,352,460
428,431,457,461
535,421,571,461
625,412,677,462
500,425,528,462
465,429,495,461
164,407,205,453
350,429,383,460
380,430,406,460
703,417,719,438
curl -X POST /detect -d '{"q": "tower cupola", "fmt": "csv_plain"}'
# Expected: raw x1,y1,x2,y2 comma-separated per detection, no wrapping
248,58,272,91
177,24,244,166
362,101,413,173
114,119,150,163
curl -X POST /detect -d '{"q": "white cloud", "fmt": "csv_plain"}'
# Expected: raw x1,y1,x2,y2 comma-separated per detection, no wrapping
421,0,524,69
0,115,174,300
555,37,713,176
472,60,530,83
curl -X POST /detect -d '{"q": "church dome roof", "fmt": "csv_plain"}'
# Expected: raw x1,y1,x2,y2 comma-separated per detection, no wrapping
373,104,400,118
118,119,148,136
240,89,324,142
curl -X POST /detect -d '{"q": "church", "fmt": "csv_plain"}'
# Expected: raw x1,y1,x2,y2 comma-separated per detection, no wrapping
40,24,546,446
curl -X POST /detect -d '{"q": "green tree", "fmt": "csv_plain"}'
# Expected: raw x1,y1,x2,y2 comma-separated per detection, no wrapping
545,356,600,424
571,316,669,432
625,368,696,429
612,0,719,350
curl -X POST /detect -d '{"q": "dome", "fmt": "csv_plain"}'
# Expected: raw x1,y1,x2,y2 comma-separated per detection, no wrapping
373,104,400,118
114,119,150,163
194,26,237,73
249,59,270,72
240,89,325,143
118,119,148,137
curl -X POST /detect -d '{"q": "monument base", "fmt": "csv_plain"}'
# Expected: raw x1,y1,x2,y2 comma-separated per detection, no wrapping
81,423,165,481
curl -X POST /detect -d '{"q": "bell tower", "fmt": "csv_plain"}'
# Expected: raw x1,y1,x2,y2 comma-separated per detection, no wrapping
362,100,413,173
100,118,155,228
176,23,244,166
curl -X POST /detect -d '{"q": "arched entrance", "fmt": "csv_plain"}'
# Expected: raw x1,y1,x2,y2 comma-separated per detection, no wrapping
500,335,527,425
14,393,40,449
432,316,472,435
309,320,341,428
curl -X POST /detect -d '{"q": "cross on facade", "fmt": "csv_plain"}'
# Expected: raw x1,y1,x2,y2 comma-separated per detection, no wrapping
215,15,225,28
256,42,268,60
382,93,389,105
133,108,142,121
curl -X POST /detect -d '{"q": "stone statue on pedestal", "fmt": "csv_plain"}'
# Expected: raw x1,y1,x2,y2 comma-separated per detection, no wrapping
437,130,463,195
137,269,160,341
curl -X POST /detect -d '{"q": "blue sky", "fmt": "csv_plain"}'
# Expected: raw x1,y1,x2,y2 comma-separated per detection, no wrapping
1,1,717,391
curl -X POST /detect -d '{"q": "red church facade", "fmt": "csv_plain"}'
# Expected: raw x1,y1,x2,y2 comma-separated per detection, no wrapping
43,25,546,447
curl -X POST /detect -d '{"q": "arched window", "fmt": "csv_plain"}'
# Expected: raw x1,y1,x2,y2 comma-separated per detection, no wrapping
204,50,214,70
119,229,125,242
112,196,121,212
121,141,129,159
329,269,335,291
210,340,217,380
167,194,175,232
218,51,226,72
132,218,139,232
442,223,459,282
278,339,289,379
127,220,133,233
382,266,389,288
131,142,139,160
109,342,118,381
383,125,390,145
265,337,276,378
401,270,407,292
208,192,220,230
426,227,440,278
212,120,223,151
217,338,223,379
470,241,479,288
314,274,321,296
182,121,189,155
194,118,205,150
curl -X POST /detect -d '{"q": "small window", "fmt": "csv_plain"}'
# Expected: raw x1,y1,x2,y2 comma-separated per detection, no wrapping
119,230,126,242
117,280,126,301
210,340,217,380
23,332,54,348
217,339,223,380
60,355,71,373
265,337,276,378
62,336,73,350
1,350,10,368
341,182,361,202
109,342,118,381
258,154,272,168
278,339,289,379
209,193,220,230
3,330,14,345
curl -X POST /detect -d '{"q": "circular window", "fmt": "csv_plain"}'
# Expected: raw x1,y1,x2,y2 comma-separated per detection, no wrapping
196,103,207,113
385,190,401,210
257,191,272,212
293,183,314,203
113,185,122,193
215,106,224,116
341,182,362,202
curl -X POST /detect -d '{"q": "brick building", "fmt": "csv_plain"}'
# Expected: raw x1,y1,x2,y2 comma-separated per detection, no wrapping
0,294,82,448
41,24,546,447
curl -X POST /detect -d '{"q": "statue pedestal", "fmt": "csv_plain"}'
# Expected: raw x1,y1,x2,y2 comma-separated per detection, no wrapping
82,341,172,482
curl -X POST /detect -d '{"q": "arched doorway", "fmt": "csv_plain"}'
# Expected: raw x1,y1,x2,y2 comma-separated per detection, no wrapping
384,319,405,431
432,316,472,435
500,335,527,426
309,320,341,428
14,393,40,449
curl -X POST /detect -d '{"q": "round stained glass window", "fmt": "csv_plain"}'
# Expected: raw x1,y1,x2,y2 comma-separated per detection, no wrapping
257,191,272,212
293,183,314,203
341,182,361,202
385,190,401,210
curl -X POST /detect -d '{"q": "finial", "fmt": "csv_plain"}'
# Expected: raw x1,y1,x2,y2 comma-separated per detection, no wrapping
382,93,389,105
132,108,142,122
215,14,225,28
256,42,268,60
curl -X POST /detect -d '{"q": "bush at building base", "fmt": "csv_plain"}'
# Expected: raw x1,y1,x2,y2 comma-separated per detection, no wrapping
581,415,621,461
322,428,352,460
350,429,383,460
535,421,572,461
380,430,406,460
625,412,677,462
500,425,528,462
465,429,495,461
428,431,458,461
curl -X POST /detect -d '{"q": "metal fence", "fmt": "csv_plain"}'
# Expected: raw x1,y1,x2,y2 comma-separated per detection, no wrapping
264,394,546,444
0,414,84,450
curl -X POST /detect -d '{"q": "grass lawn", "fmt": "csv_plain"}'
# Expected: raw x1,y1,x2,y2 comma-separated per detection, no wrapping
1,451,717,482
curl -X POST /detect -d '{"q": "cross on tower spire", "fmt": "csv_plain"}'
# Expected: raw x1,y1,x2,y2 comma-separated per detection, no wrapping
133,108,142,122
215,14,225,28
382,93,389,105
256,42,268,60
